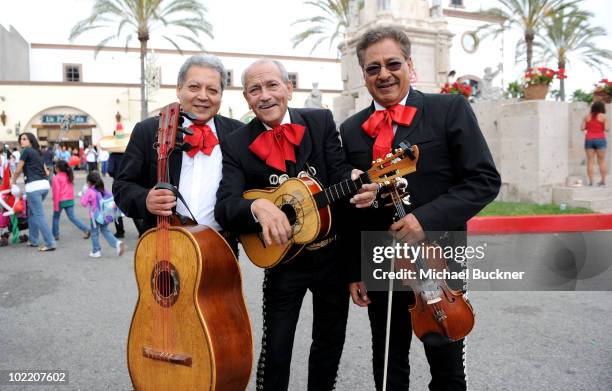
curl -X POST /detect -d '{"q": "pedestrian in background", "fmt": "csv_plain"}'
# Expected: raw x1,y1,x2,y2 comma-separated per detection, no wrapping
51,160,91,241
98,148,110,176
60,145,70,162
581,101,608,186
85,145,98,173
10,132,56,251
80,171,124,258
107,151,127,238
42,145,54,174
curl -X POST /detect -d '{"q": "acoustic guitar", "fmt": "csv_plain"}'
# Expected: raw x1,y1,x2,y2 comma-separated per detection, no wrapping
127,103,253,390
241,143,419,268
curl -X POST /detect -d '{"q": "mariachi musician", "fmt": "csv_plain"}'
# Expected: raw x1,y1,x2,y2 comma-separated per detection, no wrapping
338,27,501,391
113,54,243,249
214,59,378,391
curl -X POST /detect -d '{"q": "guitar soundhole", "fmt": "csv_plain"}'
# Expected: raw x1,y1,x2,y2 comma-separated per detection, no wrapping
151,261,180,307
277,194,304,236
281,204,297,225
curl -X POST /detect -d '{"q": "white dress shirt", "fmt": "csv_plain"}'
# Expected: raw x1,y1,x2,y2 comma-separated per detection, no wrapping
263,110,292,130
176,117,222,231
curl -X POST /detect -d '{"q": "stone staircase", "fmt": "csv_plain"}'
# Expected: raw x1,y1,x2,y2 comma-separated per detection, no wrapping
553,179,612,213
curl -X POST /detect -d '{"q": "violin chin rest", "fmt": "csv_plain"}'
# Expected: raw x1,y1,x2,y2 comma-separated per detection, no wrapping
420,332,454,347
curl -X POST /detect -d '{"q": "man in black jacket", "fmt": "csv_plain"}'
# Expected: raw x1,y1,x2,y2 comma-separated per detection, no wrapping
215,59,377,391
339,27,501,391
113,55,243,240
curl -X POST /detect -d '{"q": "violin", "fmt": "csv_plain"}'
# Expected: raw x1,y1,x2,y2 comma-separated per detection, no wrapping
383,176,475,347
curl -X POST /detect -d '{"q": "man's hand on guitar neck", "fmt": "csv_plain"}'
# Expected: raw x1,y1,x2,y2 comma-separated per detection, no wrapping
251,198,292,246
349,169,379,208
146,188,176,216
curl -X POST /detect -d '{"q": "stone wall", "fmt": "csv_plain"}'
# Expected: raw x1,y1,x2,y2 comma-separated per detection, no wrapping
472,100,612,204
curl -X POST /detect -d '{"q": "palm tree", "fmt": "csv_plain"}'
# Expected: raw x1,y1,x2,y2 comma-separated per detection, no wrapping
70,0,213,120
532,8,612,100
477,0,577,70
291,0,358,54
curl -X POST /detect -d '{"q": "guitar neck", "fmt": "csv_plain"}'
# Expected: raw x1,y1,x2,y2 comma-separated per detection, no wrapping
314,172,372,209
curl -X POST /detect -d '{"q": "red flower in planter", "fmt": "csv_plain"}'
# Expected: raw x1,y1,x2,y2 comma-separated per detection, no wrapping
440,82,472,97
594,78,612,95
523,67,564,87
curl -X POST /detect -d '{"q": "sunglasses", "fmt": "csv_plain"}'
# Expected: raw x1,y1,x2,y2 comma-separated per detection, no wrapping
364,60,404,76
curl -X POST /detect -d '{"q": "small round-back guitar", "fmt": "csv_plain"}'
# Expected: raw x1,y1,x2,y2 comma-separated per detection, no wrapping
240,142,420,269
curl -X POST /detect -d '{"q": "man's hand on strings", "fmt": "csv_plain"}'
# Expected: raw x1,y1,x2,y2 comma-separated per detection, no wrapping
349,169,378,208
389,213,425,245
252,198,292,246
146,188,176,216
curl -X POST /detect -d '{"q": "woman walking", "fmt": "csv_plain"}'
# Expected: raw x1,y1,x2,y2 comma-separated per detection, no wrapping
10,133,56,251
581,101,609,186
80,171,124,258
51,160,91,241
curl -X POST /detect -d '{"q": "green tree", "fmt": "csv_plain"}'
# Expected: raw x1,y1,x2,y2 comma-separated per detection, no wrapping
477,0,576,70
70,0,213,120
291,0,360,54
532,7,612,101
571,89,593,104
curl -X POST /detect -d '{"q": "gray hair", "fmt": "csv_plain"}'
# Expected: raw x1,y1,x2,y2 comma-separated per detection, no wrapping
356,27,412,68
177,54,228,90
241,59,289,88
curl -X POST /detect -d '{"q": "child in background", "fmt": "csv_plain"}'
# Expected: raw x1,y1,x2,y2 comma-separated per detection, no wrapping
80,171,124,258
51,160,91,240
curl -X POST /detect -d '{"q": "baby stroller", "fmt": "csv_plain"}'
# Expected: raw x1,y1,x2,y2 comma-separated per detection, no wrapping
0,165,28,246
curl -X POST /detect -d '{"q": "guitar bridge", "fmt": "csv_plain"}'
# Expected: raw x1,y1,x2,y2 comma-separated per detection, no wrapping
143,347,192,367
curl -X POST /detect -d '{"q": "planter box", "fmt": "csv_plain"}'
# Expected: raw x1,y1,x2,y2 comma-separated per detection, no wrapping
524,84,549,100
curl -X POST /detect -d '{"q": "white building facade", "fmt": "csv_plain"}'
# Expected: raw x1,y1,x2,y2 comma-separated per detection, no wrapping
0,29,343,147
1,1,517,148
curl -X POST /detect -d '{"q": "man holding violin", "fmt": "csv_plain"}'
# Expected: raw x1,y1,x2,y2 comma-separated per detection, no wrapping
338,27,501,390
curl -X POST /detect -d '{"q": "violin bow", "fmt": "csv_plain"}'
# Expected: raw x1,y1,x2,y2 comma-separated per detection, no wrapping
380,142,416,391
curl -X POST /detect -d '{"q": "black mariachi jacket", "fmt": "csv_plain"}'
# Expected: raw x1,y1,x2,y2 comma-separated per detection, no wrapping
215,107,354,234
339,89,501,283
113,114,243,232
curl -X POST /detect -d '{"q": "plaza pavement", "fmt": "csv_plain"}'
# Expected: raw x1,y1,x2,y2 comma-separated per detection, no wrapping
0,173,610,390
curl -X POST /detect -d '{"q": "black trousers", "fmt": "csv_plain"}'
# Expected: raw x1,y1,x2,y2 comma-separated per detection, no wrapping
256,242,349,391
367,290,467,391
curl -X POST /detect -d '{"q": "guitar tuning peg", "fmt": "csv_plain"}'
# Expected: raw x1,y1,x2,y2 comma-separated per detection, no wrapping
176,142,192,153
178,127,194,136
180,111,198,121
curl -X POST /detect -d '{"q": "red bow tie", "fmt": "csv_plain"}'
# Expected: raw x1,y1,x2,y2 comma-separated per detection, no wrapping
184,123,219,157
362,104,417,161
249,123,306,172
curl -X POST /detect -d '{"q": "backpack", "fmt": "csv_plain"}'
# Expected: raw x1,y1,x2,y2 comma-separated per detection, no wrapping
94,191,117,225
